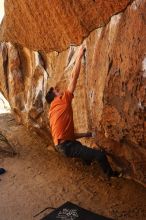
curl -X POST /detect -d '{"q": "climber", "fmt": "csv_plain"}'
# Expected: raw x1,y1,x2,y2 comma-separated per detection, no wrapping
45,45,120,178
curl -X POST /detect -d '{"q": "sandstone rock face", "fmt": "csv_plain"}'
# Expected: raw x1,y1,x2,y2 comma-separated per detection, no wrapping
0,0,146,186
1,0,131,52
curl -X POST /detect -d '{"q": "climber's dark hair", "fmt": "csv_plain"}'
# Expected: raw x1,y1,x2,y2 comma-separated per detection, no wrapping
45,87,56,104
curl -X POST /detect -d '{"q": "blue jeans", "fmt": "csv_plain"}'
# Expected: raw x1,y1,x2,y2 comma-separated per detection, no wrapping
56,140,113,176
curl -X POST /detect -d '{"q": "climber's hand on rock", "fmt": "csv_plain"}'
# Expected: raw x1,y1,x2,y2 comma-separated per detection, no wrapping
85,132,92,138
78,45,86,59
91,131,96,138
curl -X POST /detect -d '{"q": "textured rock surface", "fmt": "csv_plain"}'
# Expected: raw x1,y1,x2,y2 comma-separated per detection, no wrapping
0,0,146,186
0,0,131,52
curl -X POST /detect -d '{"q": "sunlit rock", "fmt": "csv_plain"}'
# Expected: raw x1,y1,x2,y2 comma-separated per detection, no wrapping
1,0,131,52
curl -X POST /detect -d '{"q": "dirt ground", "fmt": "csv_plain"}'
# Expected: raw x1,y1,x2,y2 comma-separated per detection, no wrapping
0,113,146,220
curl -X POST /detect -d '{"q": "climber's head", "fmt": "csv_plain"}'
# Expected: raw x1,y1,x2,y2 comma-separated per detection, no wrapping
45,86,62,104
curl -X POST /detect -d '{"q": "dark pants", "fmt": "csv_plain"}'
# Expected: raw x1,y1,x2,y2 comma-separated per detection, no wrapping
56,140,114,176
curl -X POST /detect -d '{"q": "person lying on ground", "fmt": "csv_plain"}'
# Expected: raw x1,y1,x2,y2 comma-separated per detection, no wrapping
46,45,121,178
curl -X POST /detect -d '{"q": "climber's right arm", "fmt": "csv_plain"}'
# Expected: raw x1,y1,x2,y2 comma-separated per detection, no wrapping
67,46,85,94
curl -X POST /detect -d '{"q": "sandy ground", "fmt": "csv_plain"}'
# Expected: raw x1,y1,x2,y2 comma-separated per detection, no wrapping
0,114,146,220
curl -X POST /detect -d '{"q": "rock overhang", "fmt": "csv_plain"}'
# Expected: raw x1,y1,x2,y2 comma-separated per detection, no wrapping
0,0,132,52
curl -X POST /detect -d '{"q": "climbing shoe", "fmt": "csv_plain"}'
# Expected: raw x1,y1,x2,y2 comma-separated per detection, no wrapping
110,170,123,178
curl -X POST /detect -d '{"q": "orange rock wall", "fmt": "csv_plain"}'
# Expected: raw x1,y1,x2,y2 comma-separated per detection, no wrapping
1,0,131,52
0,0,146,186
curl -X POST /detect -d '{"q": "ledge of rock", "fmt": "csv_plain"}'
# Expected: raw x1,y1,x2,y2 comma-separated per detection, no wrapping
0,0,146,187
0,0,132,52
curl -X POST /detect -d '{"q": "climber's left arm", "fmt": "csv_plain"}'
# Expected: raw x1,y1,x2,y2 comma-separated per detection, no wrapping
74,132,92,139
